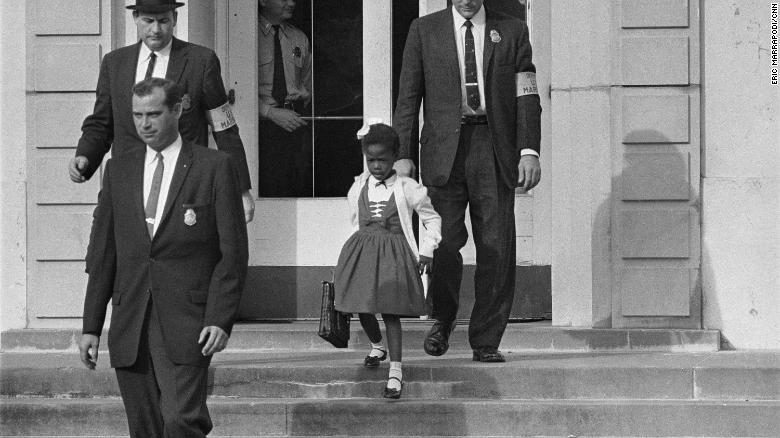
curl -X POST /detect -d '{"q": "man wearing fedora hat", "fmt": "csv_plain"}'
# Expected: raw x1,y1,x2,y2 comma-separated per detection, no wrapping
69,0,255,223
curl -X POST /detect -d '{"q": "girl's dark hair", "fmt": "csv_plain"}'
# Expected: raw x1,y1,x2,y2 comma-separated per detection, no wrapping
361,123,400,154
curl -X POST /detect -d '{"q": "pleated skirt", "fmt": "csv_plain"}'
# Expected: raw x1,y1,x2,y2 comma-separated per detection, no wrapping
334,226,426,316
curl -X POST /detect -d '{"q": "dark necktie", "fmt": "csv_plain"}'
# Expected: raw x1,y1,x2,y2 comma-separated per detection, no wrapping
145,152,164,238
272,25,288,105
464,20,480,111
145,52,157,80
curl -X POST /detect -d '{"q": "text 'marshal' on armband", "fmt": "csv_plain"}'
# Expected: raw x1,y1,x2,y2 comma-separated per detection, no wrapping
515,72,538,97
207,102,237,132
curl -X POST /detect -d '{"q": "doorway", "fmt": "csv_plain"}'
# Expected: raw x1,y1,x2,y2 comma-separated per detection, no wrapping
220,0,551,321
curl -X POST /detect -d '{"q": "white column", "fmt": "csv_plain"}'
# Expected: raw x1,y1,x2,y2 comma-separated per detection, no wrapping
550,0,613,328
363,1,394,125
419,0,446,16
0,2,29,330
702,1,780,348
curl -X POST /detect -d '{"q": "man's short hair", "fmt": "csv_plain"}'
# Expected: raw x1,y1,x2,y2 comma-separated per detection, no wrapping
131,77,184,111
361,123,400,155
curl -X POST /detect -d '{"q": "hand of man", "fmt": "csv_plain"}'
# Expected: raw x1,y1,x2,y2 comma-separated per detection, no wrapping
78,334,100,370
518,155,541,191
267,107,307,133
417,255,434,275
393,159,417,178
242,190,255,223
69,156,90,183
199,326,229,356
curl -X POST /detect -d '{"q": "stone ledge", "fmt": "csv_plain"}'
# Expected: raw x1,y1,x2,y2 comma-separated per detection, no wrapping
2,397,779,437
3,351,777,401
1,321,721,353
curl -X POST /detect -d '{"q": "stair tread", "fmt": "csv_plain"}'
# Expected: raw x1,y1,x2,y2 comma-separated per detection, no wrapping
2,322,722,354
5,396,779,437
3,350,779,370
6,396,780,405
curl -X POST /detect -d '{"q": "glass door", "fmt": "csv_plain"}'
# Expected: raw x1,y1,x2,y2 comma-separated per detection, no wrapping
219,0,549,320
222,0,390,320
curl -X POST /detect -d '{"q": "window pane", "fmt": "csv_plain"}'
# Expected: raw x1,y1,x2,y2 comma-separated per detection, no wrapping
257,0,314,197
313,119,364,197
257,0,363,198
312,0,362,118
311,0,363,197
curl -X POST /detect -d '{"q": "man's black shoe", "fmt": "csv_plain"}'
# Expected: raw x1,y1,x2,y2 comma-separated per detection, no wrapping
423,320,456,356
472,347,506,363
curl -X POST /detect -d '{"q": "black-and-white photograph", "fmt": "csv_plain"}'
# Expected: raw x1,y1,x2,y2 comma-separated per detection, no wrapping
0,0,778,437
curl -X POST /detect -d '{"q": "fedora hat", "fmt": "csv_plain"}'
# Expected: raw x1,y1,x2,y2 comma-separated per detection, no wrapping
126,0,185,13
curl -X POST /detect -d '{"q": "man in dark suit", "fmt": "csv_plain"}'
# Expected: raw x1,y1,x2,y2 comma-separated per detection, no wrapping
393,0,542,362
78,77,248,437
69,0,255,222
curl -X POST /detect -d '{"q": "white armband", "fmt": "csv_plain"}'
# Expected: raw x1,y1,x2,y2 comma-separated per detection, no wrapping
206,102,237,132
515,72,538,97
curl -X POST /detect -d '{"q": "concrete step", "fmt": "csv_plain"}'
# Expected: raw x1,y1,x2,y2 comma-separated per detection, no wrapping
2,397,779,437
1,321,721,353
3,351,778,401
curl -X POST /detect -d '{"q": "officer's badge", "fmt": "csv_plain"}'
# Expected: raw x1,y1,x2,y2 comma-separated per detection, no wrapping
184,208,197,226
293,46,301,57
181,94,192,110
490,29,501,43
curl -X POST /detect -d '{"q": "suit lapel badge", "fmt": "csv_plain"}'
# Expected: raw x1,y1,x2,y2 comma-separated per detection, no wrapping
181,94,192,110
293,46,301,58
490,29,501,43
184,208,197,226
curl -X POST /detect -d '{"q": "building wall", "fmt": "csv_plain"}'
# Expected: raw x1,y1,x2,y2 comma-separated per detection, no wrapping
2,1,779,347
23,0,112,328
551,0,702,329
702,1,780,349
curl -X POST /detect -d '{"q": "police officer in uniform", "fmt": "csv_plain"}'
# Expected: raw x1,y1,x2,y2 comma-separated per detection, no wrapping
258,0,313,197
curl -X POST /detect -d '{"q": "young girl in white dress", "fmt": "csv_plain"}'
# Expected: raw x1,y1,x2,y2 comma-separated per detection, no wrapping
334,123,441,399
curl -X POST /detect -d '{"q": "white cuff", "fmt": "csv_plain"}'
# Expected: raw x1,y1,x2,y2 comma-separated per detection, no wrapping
520,149,539,157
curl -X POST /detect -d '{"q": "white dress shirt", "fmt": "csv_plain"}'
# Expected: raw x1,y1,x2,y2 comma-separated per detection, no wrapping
143,136,182,236
451,6,539,158
452,6,487,116
135,40,173,83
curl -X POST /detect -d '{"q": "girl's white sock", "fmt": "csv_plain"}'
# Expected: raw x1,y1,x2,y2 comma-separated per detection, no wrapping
387,361,402,390
369,341,386,358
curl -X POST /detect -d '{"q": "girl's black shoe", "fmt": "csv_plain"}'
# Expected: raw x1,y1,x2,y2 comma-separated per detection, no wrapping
363,348,387,368
382,377,402,399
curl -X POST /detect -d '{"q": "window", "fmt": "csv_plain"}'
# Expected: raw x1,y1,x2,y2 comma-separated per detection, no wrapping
257,0,364,198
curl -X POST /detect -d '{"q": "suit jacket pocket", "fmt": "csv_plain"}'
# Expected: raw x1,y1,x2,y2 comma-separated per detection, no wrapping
189,290,209,304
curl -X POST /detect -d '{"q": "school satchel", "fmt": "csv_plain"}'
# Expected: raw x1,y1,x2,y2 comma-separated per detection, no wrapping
318,281,351,348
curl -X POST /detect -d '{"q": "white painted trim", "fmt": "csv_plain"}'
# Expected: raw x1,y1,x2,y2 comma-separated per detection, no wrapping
420,0,447,16
527,0,552,266
362,1,393,129
1,1,29,330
